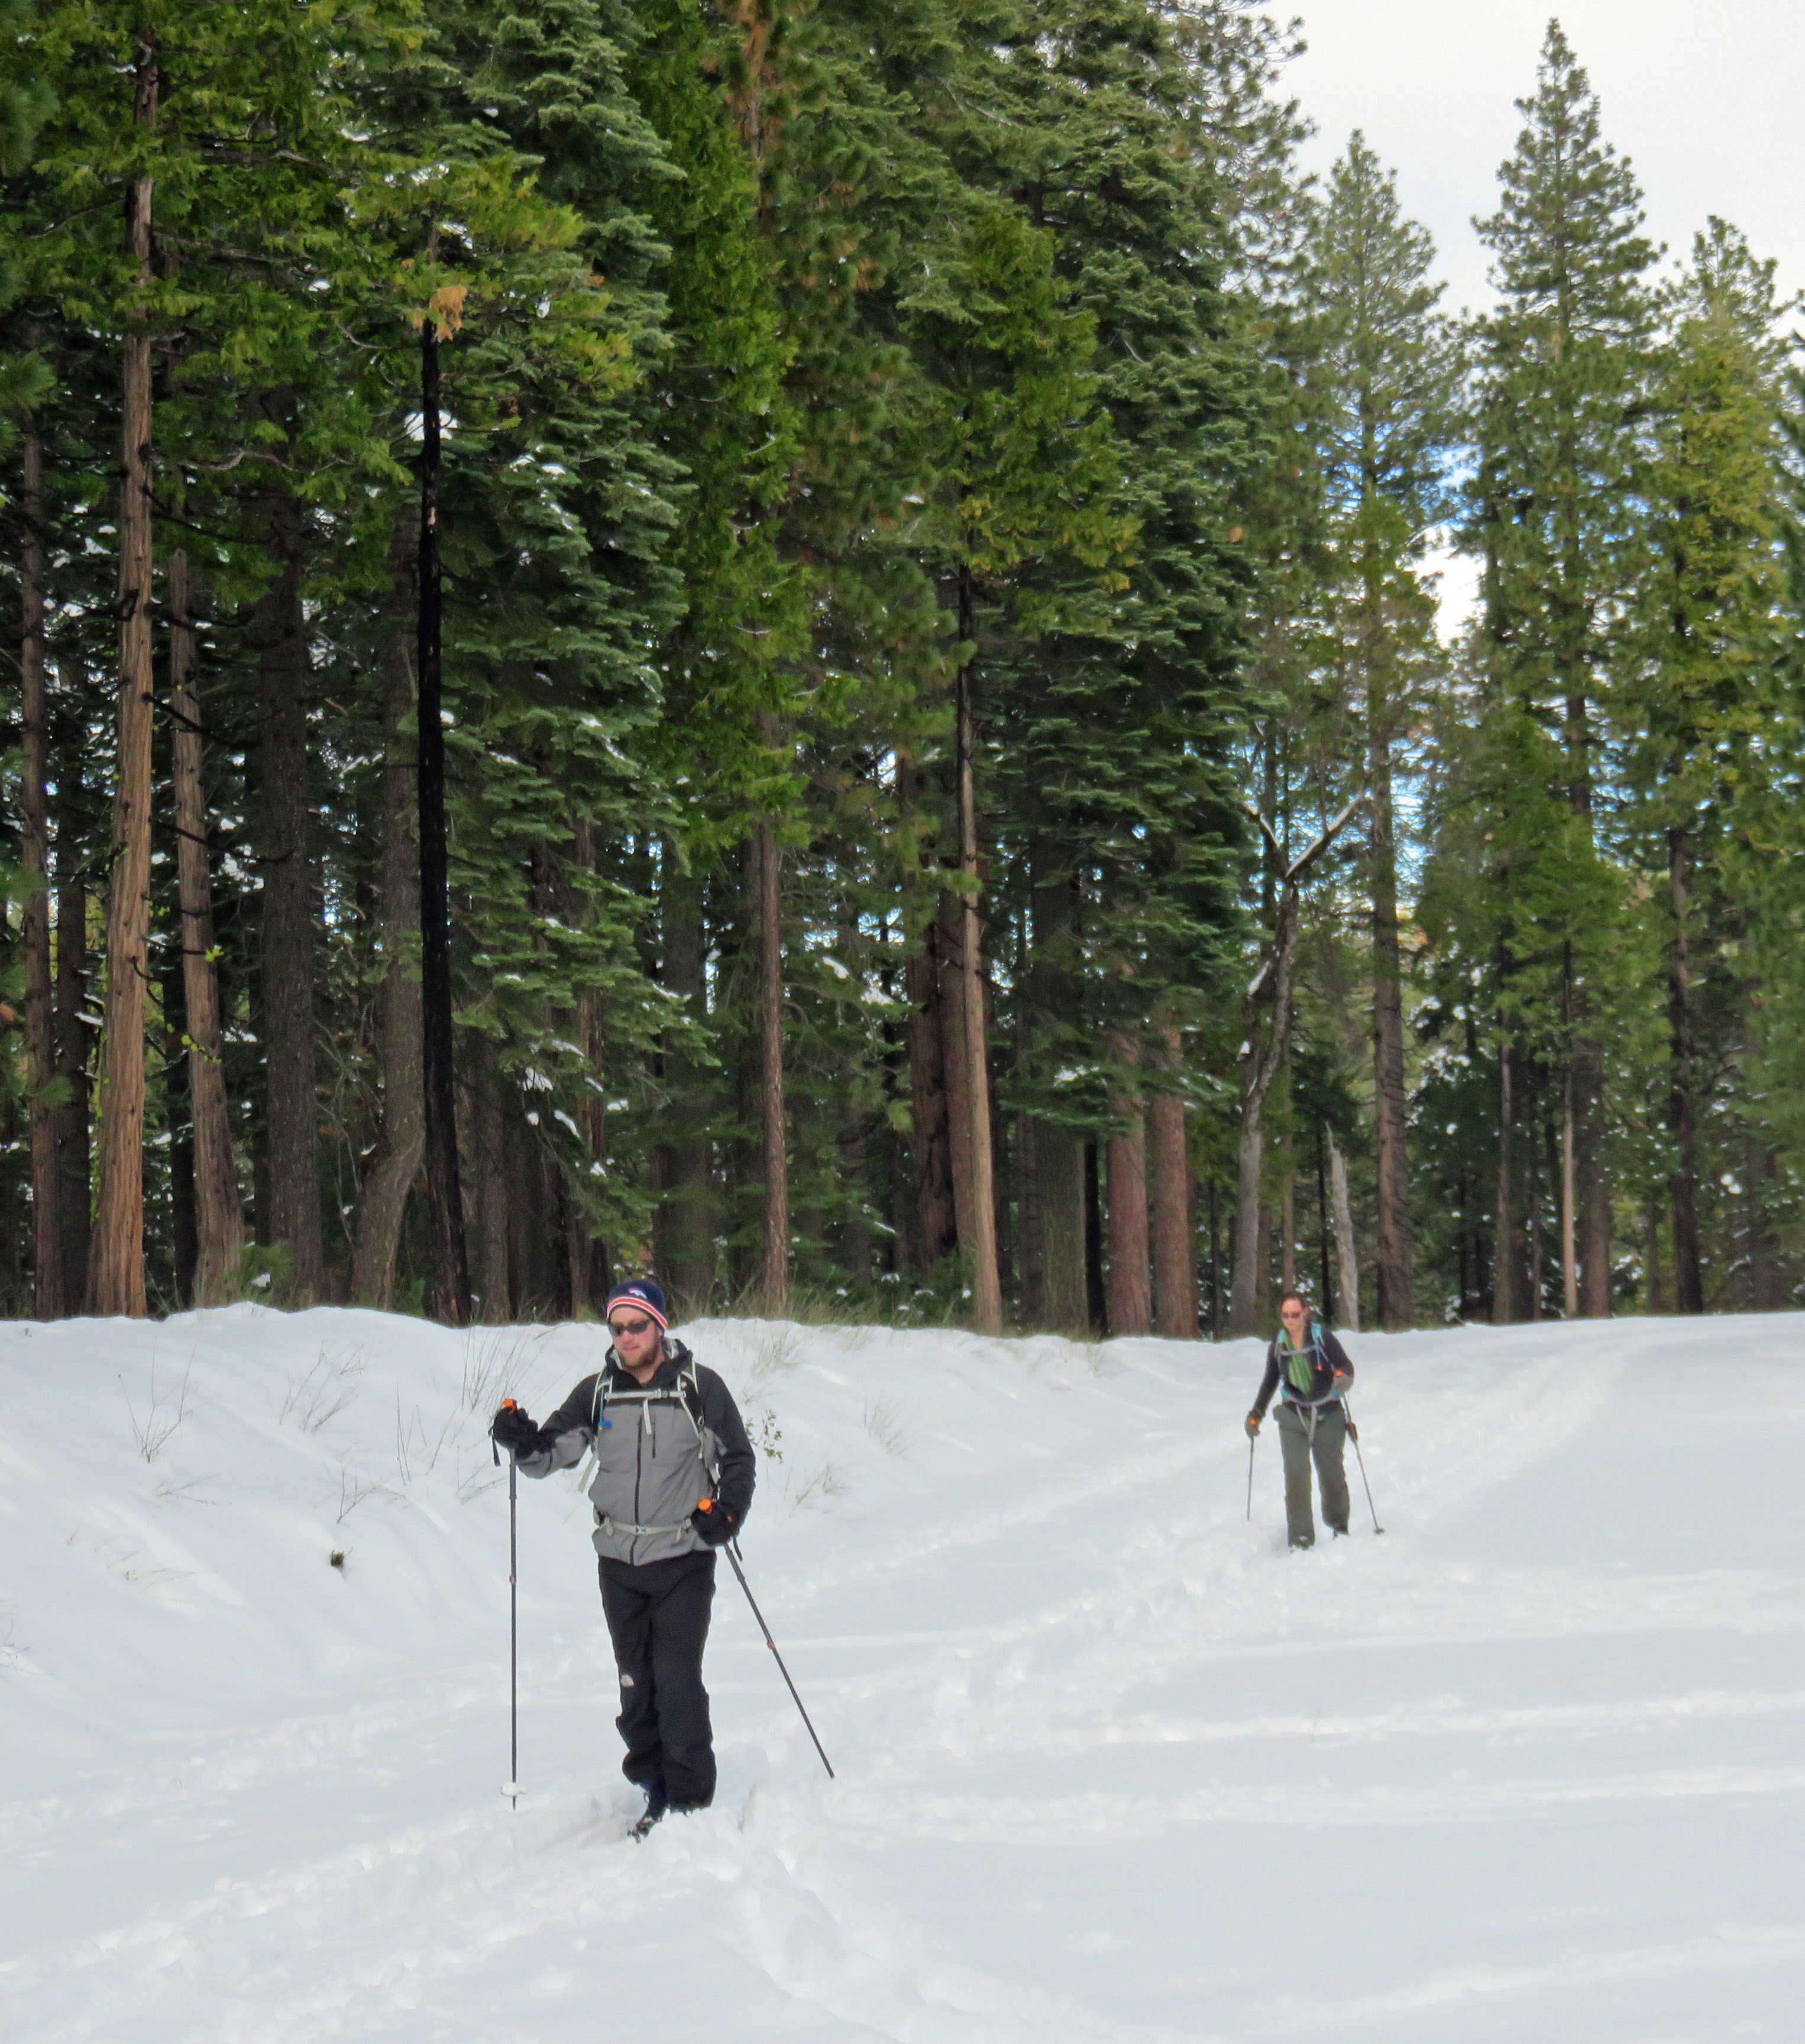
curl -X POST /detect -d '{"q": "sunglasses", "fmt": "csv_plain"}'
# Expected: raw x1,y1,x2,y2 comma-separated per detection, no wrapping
608,1317,656,1338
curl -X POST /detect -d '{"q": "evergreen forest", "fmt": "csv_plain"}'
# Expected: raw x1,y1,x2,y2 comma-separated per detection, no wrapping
4,2,1803,1334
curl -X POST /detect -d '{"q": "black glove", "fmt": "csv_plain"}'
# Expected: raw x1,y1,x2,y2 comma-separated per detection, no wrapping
1245,1411,1263,1440
491,1403,543,1456
690,1498,737,1547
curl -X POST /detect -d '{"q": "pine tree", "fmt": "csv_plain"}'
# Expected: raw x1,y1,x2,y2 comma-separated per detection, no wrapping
1628,221,1791,1311
1467,21,1656,1318
1298,132,1460,1330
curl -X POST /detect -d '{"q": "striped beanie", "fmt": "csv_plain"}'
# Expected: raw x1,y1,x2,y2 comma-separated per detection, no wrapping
605,1278,668,1330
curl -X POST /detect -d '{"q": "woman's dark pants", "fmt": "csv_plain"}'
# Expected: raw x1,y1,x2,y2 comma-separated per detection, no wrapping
1275,1403,1350,1550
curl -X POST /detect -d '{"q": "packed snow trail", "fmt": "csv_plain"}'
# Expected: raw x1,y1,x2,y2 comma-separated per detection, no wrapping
1,1307,1802,2041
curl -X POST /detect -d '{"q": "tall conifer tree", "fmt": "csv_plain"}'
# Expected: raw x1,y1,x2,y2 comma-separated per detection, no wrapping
1468,21,1655,1318
1299,133,1460,1330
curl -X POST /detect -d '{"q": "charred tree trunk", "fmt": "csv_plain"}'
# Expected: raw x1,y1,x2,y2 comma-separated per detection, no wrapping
1105,1032,1151,1336
417,316,471,1324
352,531,424,1308
21,428,60,1317
1666,826,1703,1313
953,612,1002,1333
89,42,159,1317
169,548,244,1304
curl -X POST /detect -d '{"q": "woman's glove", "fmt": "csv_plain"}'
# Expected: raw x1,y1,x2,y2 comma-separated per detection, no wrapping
1245,1412,1262,1440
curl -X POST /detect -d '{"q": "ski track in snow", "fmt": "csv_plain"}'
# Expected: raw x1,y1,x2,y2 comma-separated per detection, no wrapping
2,1307,1803,2040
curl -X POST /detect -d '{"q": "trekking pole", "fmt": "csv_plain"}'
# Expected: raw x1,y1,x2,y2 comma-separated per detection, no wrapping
715,1528,835,1780
493,1404,522,1806
1246,1432,1256,1521
1344,1401,1383,1534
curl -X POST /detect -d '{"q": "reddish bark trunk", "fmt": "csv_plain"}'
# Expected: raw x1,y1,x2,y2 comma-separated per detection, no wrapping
1105,1033,1150,1336
89,45,159,1317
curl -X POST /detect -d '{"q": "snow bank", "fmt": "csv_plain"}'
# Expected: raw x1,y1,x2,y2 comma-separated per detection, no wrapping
2,1306,1802,2040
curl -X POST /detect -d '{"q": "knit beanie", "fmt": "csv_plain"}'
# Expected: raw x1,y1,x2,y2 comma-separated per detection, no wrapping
605,1278,668,1330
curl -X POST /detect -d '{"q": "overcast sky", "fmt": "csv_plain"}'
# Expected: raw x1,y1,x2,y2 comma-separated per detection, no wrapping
1272,1,1805,626
1276,0,1805,318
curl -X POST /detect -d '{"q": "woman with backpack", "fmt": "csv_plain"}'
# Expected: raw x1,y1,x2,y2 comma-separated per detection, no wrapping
1245,1289,1355,1550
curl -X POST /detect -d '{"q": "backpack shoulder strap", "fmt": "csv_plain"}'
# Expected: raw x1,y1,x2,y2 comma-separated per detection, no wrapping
678,1360,706,1432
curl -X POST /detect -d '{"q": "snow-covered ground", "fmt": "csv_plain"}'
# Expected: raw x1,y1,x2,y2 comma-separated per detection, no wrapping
1,1306,1800,2041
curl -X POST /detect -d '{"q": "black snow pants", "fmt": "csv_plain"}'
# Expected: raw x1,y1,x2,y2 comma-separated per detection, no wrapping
599,1549,717,1809
1276,1402,1350,1550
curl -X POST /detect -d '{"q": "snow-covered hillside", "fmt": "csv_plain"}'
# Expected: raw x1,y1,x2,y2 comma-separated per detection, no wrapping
1,1306,1801,2041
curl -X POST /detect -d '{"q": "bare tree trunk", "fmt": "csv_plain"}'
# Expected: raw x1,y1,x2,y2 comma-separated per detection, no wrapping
1492,1042,1514,1324
52,725,91,1309
1105,1032,1150,1336
566,815,610,1318
1644,1195,1664,1313
416,318,471,1324
1228,1109,1266,1336
567,988,609,1318
468,1045,510,1322
1576,1043,1612,1315
167,549,245,1305
1148,1027,1196,1340
1744,1023,1784,1310
1666,827,1703,1314
21,428,60,1317
653,856,713,1314
1327,1130,1358,1331
752,808,788,1316
939,894,976,1256
89,43,159,1317
352,536,424,1308
254,467,324,1303
1369,643,1414,1331
1529,1110,1545,1319
907,916,958,1271
1230,798,1363,1334
1560,1060,1578,1318
1279,1134,1297,1299
1027,844,1084,1331
953,619,1002,1333
1015,1108,1043,1322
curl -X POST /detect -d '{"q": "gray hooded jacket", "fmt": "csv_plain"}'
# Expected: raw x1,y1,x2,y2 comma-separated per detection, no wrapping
515,1341,756,1567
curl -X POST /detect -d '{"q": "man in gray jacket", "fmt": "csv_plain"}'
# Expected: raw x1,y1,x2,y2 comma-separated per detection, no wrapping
491,1279,755,1833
